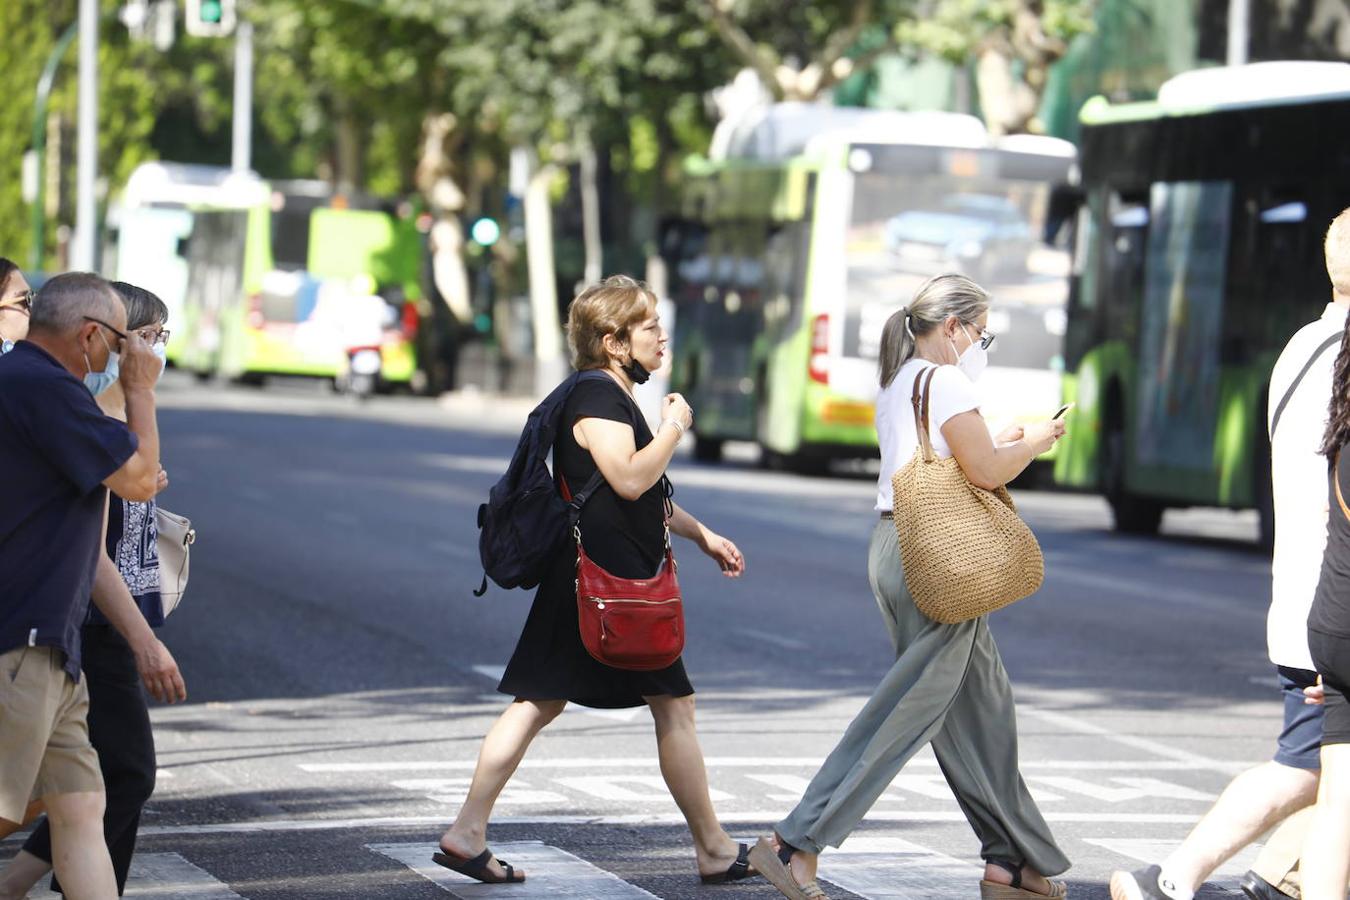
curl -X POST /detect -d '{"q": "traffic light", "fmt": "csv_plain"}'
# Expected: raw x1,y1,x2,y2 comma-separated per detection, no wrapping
185,0,235,37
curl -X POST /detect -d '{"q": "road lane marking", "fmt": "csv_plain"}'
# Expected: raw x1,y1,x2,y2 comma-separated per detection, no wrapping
555,775,733,802
86,810,1210,840
391,778,569,805
732,628,809,650
366,840,660,898
1031,776,1214,804
118,852,243,898
819,835,979,900
1017,703,1243,771
298,757,1255,774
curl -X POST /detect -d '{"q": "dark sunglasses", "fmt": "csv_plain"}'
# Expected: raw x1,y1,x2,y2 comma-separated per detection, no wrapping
1,290,33,314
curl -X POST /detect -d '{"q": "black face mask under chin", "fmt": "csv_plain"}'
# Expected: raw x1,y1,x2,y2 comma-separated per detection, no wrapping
621,357,651,385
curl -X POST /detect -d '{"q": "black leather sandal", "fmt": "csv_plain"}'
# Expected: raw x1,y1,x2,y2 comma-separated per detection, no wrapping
700,842,756,884
431,846,525,884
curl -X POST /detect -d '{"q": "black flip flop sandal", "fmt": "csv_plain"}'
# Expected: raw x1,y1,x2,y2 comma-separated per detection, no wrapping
700,842,756,884
431,846,525,884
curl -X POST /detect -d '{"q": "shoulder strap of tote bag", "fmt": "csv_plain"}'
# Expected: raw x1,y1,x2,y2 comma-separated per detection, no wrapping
1271,333,1341,440
910,365,940,463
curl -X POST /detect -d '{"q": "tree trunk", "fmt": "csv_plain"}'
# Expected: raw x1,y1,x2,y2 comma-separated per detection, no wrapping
578,134,602,285
415,112,471,325
523,146,566,395
974,45,1038,136
334,103,363,196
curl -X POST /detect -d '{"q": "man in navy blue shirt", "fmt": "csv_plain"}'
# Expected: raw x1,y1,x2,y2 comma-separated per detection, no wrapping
0,272,162,899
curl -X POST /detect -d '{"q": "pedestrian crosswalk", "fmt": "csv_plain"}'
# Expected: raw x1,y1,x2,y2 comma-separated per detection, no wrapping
5,833,1258,898
367,841,661,898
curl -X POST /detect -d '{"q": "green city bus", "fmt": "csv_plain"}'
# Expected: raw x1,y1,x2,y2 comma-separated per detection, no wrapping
664,104,1076,469
177,180,425,388
1052,62,1350,542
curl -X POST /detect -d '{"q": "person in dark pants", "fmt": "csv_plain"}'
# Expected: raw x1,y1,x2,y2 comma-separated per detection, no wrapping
0,282,184,898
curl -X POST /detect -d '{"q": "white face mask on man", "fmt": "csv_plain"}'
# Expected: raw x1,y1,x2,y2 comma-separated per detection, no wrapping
948,323,988,382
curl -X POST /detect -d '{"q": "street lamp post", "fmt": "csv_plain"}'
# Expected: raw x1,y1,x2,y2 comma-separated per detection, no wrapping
72,0,99,271
1227,0,1250,66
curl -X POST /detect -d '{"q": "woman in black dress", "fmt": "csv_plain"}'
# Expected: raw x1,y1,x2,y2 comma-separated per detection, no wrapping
436,275,751,886
1303,258,1350,900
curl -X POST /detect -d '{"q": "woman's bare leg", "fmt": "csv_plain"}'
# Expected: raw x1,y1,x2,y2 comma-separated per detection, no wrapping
438,699,567,879
645,694,743,876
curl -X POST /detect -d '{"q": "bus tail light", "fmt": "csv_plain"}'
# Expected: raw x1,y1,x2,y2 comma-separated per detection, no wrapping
400,301,420,341
246,293,265,329
808,314,830,384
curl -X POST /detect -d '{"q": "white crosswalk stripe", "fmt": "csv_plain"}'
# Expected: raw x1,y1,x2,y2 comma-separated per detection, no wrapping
25,852,245,899
819,836,980,900
366,841,660,898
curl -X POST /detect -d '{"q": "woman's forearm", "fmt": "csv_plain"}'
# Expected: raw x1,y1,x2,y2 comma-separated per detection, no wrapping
668,501,705,545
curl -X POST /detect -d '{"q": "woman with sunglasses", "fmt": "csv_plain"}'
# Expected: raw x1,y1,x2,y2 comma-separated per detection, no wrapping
0,259,32,353
0,281,185,900
749,274,1071,900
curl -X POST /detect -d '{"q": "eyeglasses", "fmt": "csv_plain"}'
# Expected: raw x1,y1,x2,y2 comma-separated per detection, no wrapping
136,328,171,347
966,323,996,350
82,315,128,346
0,290,33,314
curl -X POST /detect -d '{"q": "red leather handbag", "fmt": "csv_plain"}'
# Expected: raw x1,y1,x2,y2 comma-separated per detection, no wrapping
574,522,685,671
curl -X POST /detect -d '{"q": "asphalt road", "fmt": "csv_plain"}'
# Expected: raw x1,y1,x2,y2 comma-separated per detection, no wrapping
3,378,1281,899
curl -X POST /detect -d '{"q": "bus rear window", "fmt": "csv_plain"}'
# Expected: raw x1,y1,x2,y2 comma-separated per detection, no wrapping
271,208,312,271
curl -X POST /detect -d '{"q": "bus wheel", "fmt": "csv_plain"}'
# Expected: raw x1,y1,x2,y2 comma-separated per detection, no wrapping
1103,419,1163,535
692,435,724,463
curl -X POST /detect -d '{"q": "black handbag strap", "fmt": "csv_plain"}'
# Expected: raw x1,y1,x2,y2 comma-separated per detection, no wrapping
1271,333,1341,439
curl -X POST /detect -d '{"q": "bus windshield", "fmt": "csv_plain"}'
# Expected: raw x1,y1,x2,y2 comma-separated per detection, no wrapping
844,156,1071,374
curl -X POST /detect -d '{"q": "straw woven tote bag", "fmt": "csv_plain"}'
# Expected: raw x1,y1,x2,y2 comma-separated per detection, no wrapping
890,366,1044,624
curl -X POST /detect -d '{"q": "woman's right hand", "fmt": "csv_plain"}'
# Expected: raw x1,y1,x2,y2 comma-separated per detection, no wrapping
1021,419,1067,456
662,392,693,431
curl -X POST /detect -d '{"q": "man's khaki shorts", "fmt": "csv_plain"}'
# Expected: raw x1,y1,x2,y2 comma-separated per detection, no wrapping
0,645,103,823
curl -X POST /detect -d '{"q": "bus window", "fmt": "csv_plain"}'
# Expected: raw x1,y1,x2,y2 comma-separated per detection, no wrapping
1134,180,1234,470
763,223,809,341
270,205,314,272
844,169,1069,372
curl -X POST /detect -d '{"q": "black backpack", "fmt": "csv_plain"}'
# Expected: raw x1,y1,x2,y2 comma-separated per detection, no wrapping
473,370,608,596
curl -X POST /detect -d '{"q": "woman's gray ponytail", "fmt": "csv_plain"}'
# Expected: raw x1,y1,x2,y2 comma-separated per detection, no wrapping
878,273,990,389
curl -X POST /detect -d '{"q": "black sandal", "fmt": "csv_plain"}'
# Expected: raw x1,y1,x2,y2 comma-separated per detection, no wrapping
700,842,756,884
431,846,525,884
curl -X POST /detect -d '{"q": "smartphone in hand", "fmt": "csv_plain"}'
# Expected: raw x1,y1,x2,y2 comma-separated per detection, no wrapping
1053,403,1074,420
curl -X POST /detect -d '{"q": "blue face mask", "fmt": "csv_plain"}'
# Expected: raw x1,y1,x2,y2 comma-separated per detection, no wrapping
151,342,167,382
83,331,120,397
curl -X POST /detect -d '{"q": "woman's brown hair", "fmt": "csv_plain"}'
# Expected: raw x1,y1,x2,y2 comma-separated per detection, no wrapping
566,275,657,370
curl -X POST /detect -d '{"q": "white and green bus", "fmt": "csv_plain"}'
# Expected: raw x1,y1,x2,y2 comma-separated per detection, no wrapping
1053,62,1350,543
664,104,1076,469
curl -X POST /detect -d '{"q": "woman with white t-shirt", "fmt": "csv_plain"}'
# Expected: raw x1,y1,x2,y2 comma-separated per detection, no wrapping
751,274,1070,900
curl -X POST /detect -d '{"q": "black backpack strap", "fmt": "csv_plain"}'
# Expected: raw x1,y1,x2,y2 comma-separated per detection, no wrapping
566,470,607,520
1271,333,1341,439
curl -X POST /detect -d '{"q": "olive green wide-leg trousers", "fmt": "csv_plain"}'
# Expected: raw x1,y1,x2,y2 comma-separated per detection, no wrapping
775,519,1070,876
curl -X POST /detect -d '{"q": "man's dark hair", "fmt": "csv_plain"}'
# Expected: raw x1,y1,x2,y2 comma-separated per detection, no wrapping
29,272,118,335
110,281,169,332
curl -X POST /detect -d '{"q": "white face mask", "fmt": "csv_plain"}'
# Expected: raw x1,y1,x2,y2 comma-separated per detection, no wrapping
949,324,988,382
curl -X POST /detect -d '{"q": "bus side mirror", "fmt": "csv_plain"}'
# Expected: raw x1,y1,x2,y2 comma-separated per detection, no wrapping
1045,183,1084,245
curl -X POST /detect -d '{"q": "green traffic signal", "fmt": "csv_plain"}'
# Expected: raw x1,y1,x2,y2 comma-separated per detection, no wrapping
200,0,223,23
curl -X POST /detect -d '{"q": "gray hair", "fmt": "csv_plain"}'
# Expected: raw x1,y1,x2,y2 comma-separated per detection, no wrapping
878,273,990,389
29,272,119,335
